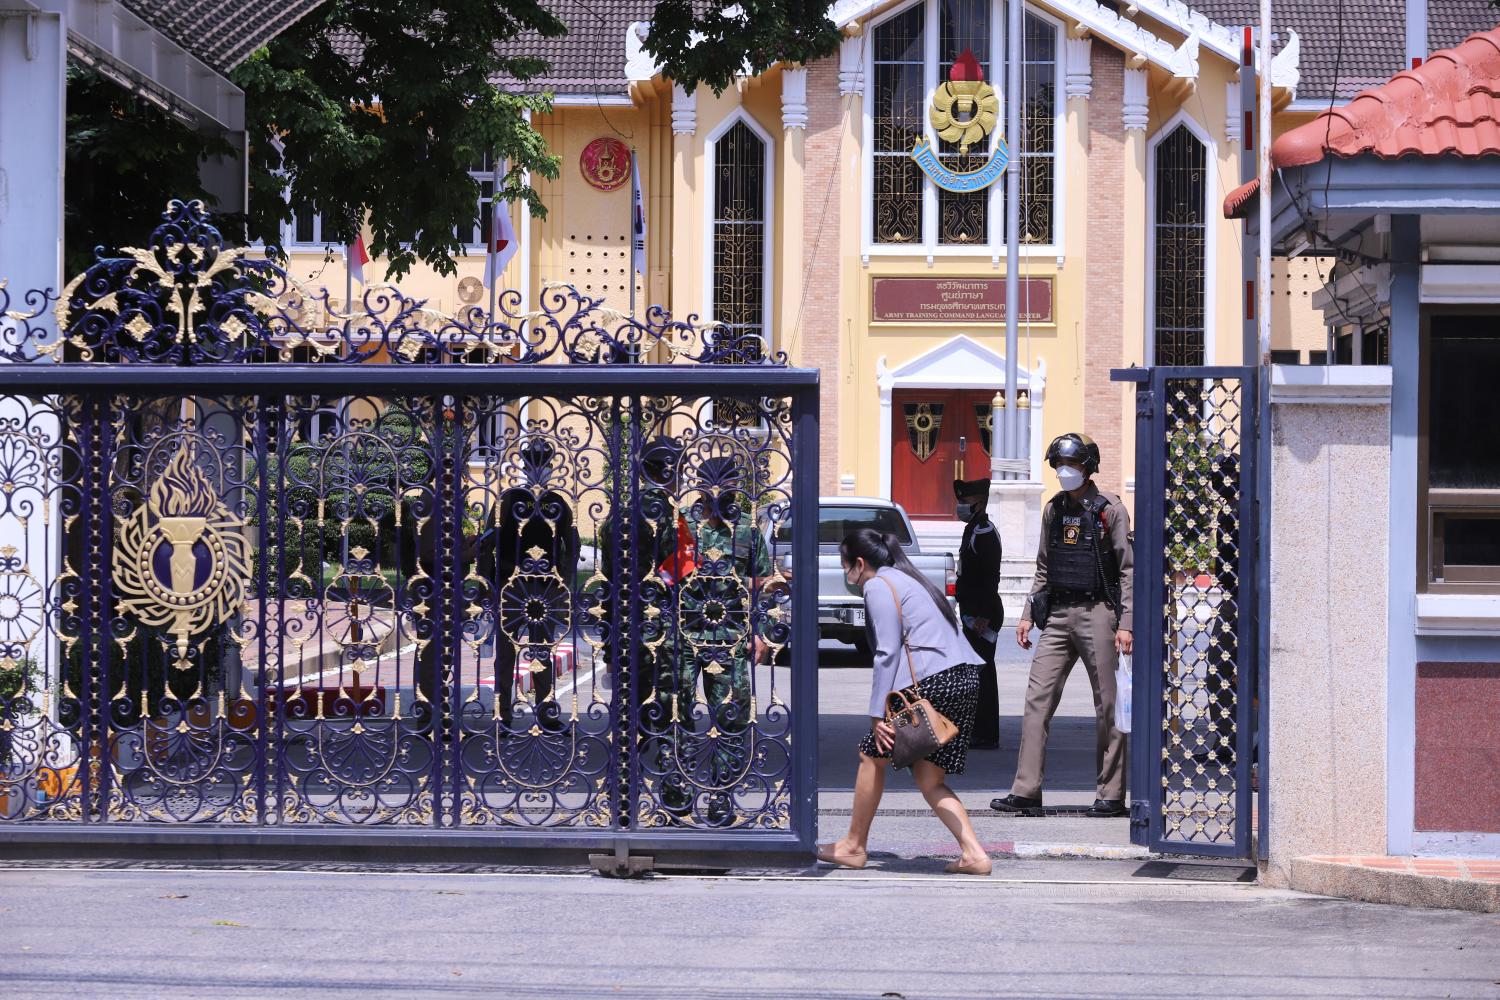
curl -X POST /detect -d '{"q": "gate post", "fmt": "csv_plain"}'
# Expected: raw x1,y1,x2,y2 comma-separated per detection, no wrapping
1112,367,1156,847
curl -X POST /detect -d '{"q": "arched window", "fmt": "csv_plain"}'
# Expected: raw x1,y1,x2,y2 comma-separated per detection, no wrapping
870,0,1059,249
1151,123,1208,366
710,119,769,358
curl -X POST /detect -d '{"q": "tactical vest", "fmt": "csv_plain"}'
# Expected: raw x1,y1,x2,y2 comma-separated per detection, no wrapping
1047,492,1116,600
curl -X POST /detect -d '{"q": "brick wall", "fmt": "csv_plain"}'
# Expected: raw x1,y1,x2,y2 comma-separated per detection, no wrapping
1084,46,1126,498
1416,663,1500,833
798,58,844,495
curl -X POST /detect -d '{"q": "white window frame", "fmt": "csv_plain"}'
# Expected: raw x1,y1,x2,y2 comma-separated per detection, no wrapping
1144,109,1217,367
284,199,330,250
702,110,776,433
460,152,501,252
701,110,776,357
861,0,1065,261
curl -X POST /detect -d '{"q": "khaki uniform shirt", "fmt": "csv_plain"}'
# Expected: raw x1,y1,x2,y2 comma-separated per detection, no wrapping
1025,481,1134,632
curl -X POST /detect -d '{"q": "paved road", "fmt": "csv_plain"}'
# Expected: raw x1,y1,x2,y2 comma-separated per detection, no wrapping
2,862,1497,999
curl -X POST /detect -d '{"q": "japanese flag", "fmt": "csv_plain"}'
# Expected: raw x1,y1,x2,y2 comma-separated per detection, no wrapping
346,234,369,285
485,195,518,290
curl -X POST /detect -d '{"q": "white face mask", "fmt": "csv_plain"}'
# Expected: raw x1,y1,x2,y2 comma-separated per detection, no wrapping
1056,465,1087,491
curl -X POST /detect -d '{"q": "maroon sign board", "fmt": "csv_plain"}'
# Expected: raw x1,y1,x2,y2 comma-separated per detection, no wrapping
871,276,1054,324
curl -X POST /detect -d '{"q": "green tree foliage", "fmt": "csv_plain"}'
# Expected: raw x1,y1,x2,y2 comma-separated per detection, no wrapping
643,0,842,95
64,67,235,276
238,0,565,280
65,0,566,282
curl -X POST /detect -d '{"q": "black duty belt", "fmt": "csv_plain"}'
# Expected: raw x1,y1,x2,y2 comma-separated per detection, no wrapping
1050,588,1104,605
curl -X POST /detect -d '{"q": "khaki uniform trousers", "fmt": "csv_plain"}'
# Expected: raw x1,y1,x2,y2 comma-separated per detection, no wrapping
1012,599,1127,801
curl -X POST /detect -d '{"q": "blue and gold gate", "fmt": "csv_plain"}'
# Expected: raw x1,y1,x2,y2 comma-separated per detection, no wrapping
1114,366,1261,859
0,202,817,863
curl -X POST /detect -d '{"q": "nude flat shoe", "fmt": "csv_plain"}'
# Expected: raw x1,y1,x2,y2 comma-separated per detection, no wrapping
816,844,868,869
944,857,993,876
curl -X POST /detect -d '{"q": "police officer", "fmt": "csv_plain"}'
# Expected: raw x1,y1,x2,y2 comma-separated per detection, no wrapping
953,476,1002,749
991,432,1133,819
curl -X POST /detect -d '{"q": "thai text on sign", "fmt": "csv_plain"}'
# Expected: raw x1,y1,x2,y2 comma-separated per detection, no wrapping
871,277,1054,324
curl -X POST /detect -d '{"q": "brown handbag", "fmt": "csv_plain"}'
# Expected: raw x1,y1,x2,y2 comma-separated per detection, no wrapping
877,576,959,768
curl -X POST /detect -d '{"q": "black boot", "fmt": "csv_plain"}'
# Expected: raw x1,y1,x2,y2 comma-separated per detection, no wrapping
1085,798,1127,818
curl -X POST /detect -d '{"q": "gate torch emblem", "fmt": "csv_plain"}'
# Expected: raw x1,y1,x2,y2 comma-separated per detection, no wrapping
911,49,1010,192
114,443,249,669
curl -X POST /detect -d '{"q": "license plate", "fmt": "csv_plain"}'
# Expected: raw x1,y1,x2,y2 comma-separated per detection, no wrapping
849,608,865,627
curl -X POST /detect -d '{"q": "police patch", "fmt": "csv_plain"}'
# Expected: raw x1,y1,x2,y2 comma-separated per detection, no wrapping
1062,515,1082,545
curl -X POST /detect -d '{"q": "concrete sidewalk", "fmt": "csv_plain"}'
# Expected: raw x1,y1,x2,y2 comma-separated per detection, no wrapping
1292,855,1500,913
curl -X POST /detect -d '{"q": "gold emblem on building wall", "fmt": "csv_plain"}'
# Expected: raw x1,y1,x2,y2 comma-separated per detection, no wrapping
113,442,249,668
928,49,998,155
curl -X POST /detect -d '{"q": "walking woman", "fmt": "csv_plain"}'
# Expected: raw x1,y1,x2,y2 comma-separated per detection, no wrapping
817,529,992,875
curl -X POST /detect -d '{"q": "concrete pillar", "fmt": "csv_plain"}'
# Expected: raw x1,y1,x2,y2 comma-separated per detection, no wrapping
0,7,65,304
1264,364,1394,886
0,6,67,753
669,84,697,317
779,67,807,364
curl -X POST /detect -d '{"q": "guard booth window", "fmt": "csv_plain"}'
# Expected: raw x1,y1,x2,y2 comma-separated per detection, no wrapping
1422,313,1500,591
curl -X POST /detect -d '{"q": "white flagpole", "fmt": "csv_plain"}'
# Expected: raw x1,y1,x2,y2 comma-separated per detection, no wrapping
489,155,503,332
1002,0,1022,476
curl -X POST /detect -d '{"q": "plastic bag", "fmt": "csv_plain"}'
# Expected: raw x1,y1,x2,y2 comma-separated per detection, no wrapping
1114,654,1132,734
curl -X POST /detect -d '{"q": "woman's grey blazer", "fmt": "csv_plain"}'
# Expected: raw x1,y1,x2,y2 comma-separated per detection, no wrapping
863,566,978,718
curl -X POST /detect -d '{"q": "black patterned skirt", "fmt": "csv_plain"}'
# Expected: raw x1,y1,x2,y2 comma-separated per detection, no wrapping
858,662,980,775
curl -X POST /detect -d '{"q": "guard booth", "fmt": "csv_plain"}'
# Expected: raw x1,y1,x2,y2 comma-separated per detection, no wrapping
0,201,819,871
1113,365,1263,861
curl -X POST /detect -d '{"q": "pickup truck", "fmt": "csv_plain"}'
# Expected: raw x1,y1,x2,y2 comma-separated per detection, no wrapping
778,497,956,656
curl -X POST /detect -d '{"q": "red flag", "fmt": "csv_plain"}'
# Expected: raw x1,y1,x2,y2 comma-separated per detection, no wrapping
346,234,370,285
657,516,698,585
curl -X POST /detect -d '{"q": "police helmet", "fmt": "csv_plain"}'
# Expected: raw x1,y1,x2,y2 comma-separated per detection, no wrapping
1045,432,1101,475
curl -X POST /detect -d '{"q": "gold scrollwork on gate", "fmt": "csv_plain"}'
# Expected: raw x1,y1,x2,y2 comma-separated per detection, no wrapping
904,402,944,462
113,443,249,669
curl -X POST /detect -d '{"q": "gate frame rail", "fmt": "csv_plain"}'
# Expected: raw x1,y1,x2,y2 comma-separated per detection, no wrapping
0,363,821,865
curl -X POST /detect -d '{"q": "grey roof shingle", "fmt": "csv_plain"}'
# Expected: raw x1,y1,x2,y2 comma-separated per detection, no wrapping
1184,0,1498,103
120,0,328,74
491,0,655,95
1429,0,1500,51
327,0,652,97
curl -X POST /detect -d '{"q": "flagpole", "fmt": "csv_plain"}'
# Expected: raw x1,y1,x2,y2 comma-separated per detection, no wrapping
489,155,503,333
629,146,639,322
345,241,353,315
1001,0,1022,478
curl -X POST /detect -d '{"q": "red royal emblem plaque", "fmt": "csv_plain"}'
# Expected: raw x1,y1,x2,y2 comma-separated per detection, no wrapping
580,137,631,192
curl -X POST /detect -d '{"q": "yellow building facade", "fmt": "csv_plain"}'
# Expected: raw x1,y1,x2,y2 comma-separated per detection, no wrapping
281,0,1336,519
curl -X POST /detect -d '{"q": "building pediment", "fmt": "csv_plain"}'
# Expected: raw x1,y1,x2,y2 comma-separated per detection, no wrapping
878,335,1046,392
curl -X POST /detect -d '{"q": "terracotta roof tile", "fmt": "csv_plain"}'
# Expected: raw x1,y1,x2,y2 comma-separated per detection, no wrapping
1225,21,1500,216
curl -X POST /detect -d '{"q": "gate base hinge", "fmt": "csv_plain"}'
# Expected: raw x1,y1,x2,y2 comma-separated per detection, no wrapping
588,853,655,878
1128,800,1149,831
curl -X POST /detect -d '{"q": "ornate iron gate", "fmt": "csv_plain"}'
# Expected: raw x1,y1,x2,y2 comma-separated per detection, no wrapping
1115,365,1260,859
0,202,817,860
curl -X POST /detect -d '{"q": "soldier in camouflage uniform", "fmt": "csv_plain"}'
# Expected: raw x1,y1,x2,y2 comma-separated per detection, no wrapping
661,454,777,826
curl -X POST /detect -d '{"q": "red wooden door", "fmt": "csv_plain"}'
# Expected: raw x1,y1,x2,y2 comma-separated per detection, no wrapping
891,390,995,519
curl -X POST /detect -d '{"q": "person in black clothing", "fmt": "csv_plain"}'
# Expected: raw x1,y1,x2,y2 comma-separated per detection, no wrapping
492,439,580,730
953,476,1003,749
